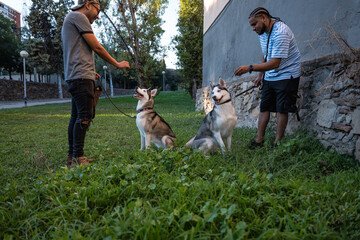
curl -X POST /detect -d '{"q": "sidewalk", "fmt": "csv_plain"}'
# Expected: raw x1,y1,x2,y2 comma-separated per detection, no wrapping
0,95,131,110
0,98,72,109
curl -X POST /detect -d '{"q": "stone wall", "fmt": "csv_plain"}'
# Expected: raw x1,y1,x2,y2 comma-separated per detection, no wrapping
0,79,71,100
0,78,134,100
196,51,360,161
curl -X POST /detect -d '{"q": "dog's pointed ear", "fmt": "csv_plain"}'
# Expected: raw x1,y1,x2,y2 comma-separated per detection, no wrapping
210,79,215,89
219,77,226,88
151,89,158,97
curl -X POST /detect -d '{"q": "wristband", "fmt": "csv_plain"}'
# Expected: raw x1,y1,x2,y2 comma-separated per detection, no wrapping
249,65,253,73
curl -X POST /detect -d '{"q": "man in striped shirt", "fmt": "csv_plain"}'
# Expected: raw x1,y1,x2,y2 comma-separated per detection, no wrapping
234,7,301,148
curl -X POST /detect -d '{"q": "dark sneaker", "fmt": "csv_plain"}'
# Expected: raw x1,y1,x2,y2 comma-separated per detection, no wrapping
76,156,95,166
272,142,280,148
66,155,74,167
249,140,264,149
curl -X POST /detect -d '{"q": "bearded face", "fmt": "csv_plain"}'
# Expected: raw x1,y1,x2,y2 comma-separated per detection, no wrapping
249,16,267,35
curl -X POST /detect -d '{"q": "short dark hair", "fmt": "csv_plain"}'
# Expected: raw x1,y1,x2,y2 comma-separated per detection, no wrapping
248,7,282,22
249,7,271,19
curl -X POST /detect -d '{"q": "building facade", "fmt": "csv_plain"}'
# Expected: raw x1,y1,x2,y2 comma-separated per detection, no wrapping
203,0,360,87
0,1,21,28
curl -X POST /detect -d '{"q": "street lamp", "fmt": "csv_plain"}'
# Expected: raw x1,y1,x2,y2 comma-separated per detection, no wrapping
103,65,107,92
162,70,165,91
109,68,114,97
20,50,29,107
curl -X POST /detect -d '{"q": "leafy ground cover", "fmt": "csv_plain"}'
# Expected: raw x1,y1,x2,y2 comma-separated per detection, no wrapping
0,91,359,239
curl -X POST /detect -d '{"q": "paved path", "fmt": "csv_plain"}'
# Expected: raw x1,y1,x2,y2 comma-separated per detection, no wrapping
0,95,132,110
0,98,72,109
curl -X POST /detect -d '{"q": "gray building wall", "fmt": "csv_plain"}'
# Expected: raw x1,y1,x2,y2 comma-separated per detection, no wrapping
203,0,360,87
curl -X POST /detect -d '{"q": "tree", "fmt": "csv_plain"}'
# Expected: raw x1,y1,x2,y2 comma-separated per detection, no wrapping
173,0,203,100
100,0,168,87
25,0,73,77
0,15,21,79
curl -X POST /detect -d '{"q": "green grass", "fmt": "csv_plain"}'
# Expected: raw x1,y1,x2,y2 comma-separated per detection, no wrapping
1,91,359,239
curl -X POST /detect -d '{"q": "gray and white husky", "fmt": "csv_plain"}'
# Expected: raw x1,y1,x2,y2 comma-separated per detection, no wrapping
133,87,177,150
186,78,237,154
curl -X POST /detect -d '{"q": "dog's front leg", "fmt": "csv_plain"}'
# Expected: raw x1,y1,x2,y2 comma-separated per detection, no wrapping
226,135,232,151
140,135,146,150
213,132,226,153
145,133,152,149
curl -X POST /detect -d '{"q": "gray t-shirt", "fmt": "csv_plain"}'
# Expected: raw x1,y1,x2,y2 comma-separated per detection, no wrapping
62,11,96,81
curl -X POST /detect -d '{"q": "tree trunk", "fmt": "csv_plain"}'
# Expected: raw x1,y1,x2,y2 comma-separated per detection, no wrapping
34,68,38,82
192,78,197,101
118,0,143,87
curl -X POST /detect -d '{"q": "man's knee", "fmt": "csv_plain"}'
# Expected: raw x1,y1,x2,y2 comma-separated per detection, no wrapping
81,120,90,125
76,118,91,130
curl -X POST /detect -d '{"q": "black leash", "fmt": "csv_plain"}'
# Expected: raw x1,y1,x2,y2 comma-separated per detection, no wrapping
101,9,135,63
229,73,259,99
98,80,136,119
233,85,256,98
98,8,137,119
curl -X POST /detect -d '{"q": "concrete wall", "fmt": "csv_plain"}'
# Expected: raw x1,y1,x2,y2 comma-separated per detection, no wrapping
203,0,360,87
204,0,230,34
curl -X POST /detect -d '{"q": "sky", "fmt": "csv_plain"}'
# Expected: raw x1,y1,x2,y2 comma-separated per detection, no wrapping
4,0,179,69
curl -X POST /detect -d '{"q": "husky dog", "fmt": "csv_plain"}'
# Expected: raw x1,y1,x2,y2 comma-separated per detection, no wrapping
133,87,177,149
186,78,237,154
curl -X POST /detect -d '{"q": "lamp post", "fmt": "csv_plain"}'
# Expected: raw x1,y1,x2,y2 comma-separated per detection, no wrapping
103,65,107,92
162,70,165,91
109,69,114,97
20,50,29,107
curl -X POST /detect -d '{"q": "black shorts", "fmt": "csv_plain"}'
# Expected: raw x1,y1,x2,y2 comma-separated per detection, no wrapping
260,77,300,113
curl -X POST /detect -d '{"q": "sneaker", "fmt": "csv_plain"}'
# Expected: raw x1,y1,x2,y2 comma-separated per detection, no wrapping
76,156,95,166
272,142,280,148
248,140,264,149
66,155,74,167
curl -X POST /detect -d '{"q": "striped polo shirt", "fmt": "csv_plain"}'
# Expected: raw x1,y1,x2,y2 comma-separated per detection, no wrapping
259,21,301,81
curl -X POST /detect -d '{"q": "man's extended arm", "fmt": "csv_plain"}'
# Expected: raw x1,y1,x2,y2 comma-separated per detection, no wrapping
234,58,281,76
82,33,130,69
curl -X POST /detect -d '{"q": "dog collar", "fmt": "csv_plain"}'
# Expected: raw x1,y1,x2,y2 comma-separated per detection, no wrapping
216,99,232,105
137,107,153,113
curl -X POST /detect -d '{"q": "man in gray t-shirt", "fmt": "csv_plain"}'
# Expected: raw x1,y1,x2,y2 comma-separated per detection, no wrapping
62,10,96,81
62,0,130,167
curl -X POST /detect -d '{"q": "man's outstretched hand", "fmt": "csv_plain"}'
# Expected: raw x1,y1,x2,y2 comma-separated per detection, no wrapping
234,65,250,76
117,61,130,70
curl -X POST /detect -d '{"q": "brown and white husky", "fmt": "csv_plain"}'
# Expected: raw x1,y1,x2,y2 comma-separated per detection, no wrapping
133,87,177,149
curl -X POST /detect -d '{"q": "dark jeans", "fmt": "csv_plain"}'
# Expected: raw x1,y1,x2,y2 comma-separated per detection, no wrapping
67,79,95,158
